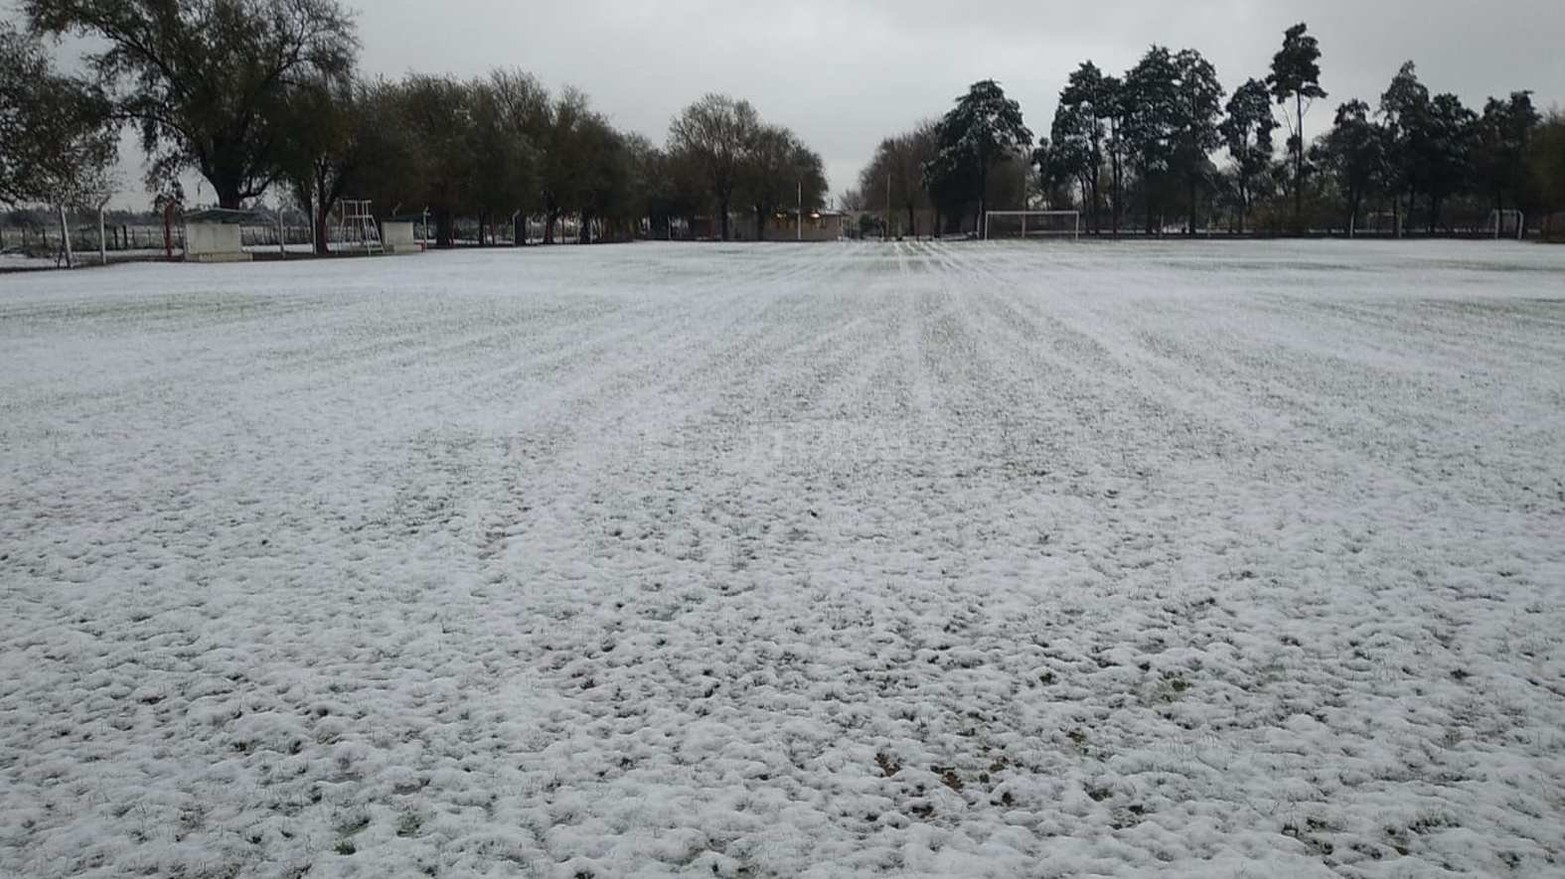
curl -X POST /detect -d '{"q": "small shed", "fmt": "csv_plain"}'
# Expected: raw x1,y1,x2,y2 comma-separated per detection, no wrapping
381,217,421,254
183,208,259,263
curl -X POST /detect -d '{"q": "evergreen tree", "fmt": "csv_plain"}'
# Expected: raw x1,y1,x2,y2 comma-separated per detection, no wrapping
1379,61,1430,236
1474,92,1541,219
1531,113,1565,228
1123,46,1181,233
1420,93,1478,232
1057,63,1112,232
923,80,1032,232
1317,99,1385,235
1169,49,1225,235
1103,75,1129,235
1043,105,1096,218
1219,78,1277,233
1268,23,1327,230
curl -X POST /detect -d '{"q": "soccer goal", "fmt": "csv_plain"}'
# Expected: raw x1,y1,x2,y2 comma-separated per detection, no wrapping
1487,209,1525,241
983,211,1080,241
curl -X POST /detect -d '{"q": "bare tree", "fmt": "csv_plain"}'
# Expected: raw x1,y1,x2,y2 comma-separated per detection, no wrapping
536,87,600,244
275,74,360,254
467,69,544,246
669,94,759,241
740,125,827,241
859,123,937,238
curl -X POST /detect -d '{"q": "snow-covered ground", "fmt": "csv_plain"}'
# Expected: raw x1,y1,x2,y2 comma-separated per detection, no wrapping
0,252,64,272
2,240,1563,878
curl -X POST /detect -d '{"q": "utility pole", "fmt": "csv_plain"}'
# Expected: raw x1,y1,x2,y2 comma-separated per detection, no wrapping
797,180,803,242
98,207,108,266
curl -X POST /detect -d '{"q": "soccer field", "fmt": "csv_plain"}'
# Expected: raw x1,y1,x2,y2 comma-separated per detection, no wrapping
2,240,1563,877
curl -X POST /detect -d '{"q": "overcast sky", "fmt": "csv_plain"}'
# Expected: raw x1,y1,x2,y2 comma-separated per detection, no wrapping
48,0,1565,210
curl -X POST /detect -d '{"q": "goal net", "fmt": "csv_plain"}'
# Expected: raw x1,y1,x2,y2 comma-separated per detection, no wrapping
1487,209,1525,241
983,211,1080,241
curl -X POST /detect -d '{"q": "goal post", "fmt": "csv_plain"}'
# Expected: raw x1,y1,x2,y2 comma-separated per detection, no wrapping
1487,209,1524,241
983,210,1080,241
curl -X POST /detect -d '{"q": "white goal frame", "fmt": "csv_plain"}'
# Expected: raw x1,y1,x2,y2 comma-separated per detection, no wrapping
982,210,1080,241
1488,209,1525,241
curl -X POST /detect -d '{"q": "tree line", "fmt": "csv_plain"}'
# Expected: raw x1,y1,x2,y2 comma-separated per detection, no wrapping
1,0,827,253
852,23,1565,238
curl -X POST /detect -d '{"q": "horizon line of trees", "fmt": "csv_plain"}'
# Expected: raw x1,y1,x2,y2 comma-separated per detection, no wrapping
849,23,1565,239
1,0,828,255
7,6,1565,252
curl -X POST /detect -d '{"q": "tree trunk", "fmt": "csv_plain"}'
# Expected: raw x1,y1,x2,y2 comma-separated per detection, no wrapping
545,209,558,245
1238,176,1249,235
313,199,330,255
435,209,453,248
755,206,767,242
906,204,916,240
1109,120,1122,237
1144,170,1155,236
719,196,731,241
1294,94,1305,231
976,163,988,238
1089,163,1101,235
216,182,244,211
1187,176,1198,237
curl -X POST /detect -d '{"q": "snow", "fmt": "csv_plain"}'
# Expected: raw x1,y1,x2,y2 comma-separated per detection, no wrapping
1,239,1563,878
0,252,63,272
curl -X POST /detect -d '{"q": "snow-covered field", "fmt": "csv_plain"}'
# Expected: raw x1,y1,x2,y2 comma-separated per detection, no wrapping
2,240,1563,878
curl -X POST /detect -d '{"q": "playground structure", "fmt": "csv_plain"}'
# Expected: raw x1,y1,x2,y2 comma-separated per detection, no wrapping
336,200,383,254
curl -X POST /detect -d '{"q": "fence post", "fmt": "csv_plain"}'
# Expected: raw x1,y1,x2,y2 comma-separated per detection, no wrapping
59,205,75,269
